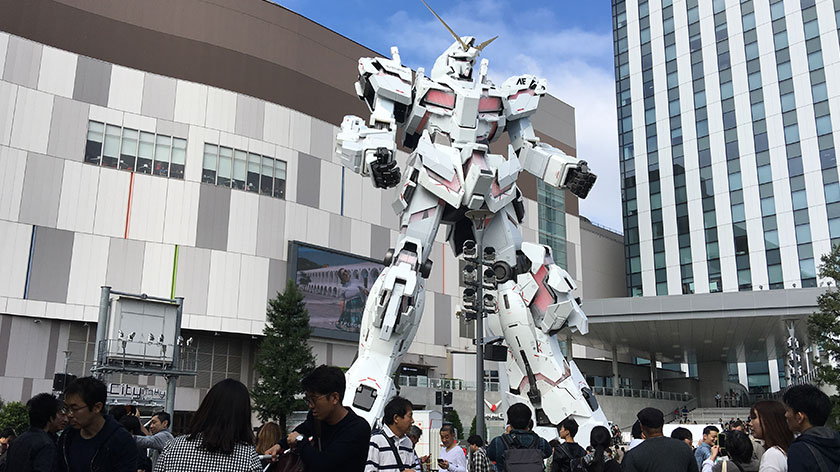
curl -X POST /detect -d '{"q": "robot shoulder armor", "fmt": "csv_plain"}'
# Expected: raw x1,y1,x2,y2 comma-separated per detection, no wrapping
501,75,547,96
358,57,413,106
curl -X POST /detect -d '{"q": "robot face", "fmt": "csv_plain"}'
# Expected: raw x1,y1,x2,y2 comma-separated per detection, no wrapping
448,51,476,79
431,37,480,81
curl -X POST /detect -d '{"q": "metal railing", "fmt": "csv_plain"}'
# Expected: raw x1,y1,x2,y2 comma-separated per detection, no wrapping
397,376,693,400
94,339,198,374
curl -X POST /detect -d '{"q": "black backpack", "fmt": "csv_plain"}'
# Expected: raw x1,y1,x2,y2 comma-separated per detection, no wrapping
501,433,545,472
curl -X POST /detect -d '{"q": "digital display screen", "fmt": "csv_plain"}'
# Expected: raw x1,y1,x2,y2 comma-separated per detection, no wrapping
288,241,384,341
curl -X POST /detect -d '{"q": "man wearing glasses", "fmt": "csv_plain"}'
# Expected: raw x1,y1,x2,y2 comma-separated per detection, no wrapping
267,365,371,471
55,377,137,472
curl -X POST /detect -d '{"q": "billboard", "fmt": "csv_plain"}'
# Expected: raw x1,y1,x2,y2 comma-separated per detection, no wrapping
288,242,384,341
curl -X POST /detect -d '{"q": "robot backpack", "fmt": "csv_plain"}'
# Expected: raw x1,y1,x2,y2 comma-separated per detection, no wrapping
501,433,544,472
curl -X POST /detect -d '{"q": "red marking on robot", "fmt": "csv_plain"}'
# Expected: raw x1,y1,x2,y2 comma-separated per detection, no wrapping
531,266,553,312
478,96,502,113
490,179,513,198
487,122,498,141
416,111,431,133
428,169,461,193
359,377,382,390
423,89,456,109
508,89,535,100
517,372,570,391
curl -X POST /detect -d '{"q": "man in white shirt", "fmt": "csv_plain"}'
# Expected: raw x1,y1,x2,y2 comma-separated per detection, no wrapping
438,424,466,472
365,396,421,472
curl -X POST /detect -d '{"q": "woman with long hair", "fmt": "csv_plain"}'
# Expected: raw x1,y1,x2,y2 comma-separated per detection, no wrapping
574,426,620,472
256,422,281,455
154,379,262,471
750,400,793,472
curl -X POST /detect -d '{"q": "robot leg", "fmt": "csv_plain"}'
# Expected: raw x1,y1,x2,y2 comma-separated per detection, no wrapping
344,186,444,426
487,241,607,442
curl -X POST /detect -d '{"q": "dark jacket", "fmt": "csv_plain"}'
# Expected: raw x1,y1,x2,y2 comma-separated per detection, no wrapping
0,427,57,472
279,408,371,472
487,430,552,472
552,442,586,472
56,415,138,472
788,426,840,472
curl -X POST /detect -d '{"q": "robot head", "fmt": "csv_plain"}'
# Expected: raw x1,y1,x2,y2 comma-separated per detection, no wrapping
423,0,497,82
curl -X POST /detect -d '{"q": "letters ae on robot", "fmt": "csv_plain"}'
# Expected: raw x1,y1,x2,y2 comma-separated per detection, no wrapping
336,2,605,437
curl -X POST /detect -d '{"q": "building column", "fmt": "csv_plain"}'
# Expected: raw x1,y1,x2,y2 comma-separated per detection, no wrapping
612,345,620,392
566,332,574,362
649,352,658,392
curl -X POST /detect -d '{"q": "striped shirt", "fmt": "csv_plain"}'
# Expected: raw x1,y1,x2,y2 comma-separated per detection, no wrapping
365,425,422,471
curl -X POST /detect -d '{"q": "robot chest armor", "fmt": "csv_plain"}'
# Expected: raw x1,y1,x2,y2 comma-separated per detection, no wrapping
409,84,506,144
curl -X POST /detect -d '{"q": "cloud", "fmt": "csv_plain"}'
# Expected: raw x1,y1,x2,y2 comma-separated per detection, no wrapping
373,1,623,232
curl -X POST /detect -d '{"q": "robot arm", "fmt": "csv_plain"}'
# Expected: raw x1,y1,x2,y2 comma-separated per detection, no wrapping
337,47,412,189
502,75,597,199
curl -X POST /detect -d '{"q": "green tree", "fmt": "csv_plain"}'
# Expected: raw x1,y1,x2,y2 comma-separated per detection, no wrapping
0,401,28,435
469,414,476,438
445,408,464,440
809,243,840,428
252,279,317,430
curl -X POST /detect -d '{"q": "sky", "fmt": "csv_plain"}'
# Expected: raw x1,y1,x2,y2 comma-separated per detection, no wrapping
276,0,622,232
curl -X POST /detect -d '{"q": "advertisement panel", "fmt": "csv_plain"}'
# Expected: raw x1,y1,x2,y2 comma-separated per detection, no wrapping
288,241,384,341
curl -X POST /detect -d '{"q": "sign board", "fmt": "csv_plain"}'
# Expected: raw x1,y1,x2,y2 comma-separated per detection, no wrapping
107,383,166,405
106,297,178,364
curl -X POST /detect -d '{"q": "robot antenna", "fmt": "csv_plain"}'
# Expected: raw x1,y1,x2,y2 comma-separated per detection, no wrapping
475,36,498,52
420,0,468,51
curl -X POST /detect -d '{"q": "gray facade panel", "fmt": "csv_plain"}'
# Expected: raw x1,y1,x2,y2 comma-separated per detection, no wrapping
20,377,32,401
309,119,334,160
174,246,211,315
434,293,451,346
380,188,400,230
2,36,41,88
370,224,390,260
43,319,60,379
328,213,352,253
295,153,320,208
141,74,176,121
195,184,231,251
255,196,286,259
19,153,64,227
105,237,145,294
566,241,577,279
72,56,111,107
267,258,287,300
0,315,12,376
28,226,74,303
156,119,188,140
48,97,89,161
235,94,264,140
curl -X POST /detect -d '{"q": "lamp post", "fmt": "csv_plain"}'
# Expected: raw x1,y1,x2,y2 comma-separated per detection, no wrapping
462,209,499,440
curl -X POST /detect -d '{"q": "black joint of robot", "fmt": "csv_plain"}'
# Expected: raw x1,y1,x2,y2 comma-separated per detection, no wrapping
462,240,477,258
514,251,532,275
419,259,433,279
383,248,395,266
564,162,597,199
574,296,583,307
483,246,495,262
492,261,515,283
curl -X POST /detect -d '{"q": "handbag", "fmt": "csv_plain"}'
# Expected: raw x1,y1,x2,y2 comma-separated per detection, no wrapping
271,450,304,472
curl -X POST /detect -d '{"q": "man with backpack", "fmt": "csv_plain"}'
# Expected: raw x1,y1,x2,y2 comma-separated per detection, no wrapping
551,418,586,472
783,384,840,472
487,403,551,472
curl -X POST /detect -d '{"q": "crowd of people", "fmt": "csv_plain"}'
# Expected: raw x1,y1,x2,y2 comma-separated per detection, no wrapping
0,368,837,472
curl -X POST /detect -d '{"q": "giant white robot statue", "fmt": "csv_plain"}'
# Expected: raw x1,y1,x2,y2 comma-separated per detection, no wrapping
337,2,606,438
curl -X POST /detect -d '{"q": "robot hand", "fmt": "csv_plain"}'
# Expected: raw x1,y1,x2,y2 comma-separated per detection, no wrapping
369,147,401,189
542,148,597,199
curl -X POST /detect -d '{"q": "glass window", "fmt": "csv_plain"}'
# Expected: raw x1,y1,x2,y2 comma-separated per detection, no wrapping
745,42,759,60
785,124,800,144
720,81,734,99
742,12,755,30
119,128,138,172
217,146,232,187
260,156,274,195
137,132,154,174
761,197,775,216
707,242,720,259
808,51,823,71
777,61,792,81
748,72,762,91
765,230,779,249
640,28,651,43
274,160,287,199
795,224,811,243
826,183,840,204
751,102,765,120
153,135,171,177
803,20,820,40
171,138,186,179
102,125,121,168
770,2,785,20
729,172,742,190
800,258,816,279
639,2,649,17
232,149,247,190
781,93,796,112
85,121,104,165
813,82,828,102
792,189,809,209
688,7,699,23
247,153,260,192
816,115,832,136
664,17,674,33
665,44,676,61
774,31,788,49
732,203,746,222
830,218,840,238
694,91,706,108
202,144,218,184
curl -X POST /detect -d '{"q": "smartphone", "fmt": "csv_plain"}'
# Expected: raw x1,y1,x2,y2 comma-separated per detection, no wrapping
717,432,726,446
